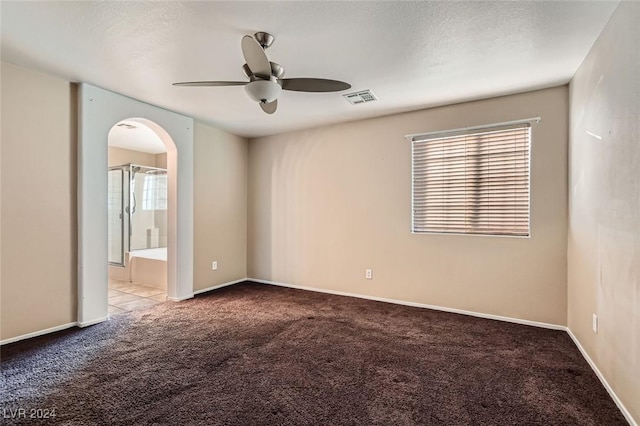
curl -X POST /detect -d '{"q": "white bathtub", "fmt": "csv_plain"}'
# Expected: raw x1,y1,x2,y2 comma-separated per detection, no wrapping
129,247,167,261
128,247,167,290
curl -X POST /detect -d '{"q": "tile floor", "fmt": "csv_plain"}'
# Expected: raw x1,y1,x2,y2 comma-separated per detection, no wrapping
108,279,167,316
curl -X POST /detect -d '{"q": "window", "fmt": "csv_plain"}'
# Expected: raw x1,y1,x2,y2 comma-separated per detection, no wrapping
142,173,168,211
411,122,531,237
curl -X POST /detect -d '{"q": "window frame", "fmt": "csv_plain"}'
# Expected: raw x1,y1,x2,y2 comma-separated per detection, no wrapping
142,172,168,211
407,118,539,238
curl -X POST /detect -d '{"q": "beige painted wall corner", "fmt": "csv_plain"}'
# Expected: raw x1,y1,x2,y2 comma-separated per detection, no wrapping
568,1,640,423
193,122,248,291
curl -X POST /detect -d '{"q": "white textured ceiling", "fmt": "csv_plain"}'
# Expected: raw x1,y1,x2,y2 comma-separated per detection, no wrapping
1,1,618,138
108,120,166,154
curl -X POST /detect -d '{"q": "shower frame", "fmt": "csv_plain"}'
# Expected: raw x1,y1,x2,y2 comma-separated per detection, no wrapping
108,163,167,266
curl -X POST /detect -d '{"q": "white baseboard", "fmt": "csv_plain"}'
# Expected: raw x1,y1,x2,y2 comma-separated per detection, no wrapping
167,293,194,302
1,278,634,424
0,322,78,346
78,316,109,328
566,329,637,426
1,279,247,345
250,277,635,425
249,278,565,330
194,278,247,295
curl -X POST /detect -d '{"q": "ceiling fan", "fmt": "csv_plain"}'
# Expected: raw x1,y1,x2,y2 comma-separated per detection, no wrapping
173,32,352,114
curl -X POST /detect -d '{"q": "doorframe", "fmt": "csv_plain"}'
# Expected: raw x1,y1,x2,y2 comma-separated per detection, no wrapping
77,84,194,326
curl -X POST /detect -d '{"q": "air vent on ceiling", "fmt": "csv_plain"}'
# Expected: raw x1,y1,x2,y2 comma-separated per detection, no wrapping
116,123,137,130
343,90,377,105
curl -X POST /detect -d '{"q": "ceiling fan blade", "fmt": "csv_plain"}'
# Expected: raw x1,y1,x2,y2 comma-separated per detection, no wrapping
173,81,247,87
259,99,277,114
279,78,351,92
241,35,271,78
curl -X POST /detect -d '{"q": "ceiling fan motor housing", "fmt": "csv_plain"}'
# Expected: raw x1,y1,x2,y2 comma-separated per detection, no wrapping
244,79,282,103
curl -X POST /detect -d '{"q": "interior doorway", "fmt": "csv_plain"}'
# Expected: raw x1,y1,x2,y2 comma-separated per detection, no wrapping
107,120,169,315
78,83,194,327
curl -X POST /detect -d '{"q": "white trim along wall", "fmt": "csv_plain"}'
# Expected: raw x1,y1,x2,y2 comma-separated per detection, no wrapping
248,278,636,426
77,84,194,326
1,275,635,425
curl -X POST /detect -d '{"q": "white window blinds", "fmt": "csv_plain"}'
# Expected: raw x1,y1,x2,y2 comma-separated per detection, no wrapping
411,123,531,236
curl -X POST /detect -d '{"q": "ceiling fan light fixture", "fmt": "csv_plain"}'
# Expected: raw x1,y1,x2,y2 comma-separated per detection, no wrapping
174,32,351,114
244,79,282,103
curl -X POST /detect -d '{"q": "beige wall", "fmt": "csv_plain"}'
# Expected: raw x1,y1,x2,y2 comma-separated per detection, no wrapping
1,62,249,341
155,152,167,169
0,18,635,420
108,147,167,169
108,146,157,168
193,122,248,291
1,62,77,341
568,2,639,422
249,86,568,325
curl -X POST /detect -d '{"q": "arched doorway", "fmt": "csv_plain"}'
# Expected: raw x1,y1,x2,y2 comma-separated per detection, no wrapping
78,84,194,326
107,119,170,314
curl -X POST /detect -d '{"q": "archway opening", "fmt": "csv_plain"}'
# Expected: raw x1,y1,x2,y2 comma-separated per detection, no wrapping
106,119,174,314
78,83,194,327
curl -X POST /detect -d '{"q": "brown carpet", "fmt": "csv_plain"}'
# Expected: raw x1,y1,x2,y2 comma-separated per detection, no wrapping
1,282,627,425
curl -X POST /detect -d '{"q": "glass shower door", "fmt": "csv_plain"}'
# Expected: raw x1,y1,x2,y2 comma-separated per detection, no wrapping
130,167,167,251
108,168,124,265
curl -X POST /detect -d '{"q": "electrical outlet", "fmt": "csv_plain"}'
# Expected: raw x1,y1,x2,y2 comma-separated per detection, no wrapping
211,261,218,271
365,269,373,280
592,314,598,333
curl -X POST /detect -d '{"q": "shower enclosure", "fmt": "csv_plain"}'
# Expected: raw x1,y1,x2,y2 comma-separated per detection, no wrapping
108,164,168,266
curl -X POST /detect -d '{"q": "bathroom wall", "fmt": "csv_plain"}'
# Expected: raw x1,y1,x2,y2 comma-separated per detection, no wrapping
107,147,166,169
108,146,156,168
155,153,167,169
